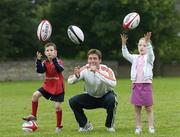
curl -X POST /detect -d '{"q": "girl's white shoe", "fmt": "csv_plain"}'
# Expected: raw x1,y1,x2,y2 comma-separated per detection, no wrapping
135,128,142,134
149,127,155,134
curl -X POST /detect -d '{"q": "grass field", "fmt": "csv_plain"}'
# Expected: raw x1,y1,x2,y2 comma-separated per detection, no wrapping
0,77,180,137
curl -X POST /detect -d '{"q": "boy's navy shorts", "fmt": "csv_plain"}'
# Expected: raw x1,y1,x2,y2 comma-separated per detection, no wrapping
38,87,64,102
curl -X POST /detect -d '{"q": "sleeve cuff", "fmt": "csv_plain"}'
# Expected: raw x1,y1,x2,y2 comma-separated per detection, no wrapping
52,57,58,63
146,42,152,48
36,59,42,62
122,45,127,49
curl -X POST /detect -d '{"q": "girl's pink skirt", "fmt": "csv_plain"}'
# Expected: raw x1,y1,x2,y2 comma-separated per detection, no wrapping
131,83,153,106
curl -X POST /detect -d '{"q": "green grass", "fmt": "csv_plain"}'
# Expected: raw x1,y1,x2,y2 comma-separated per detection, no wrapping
0,77,180,137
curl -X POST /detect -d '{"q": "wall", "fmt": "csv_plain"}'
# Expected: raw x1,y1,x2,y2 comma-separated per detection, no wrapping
0,60,179,81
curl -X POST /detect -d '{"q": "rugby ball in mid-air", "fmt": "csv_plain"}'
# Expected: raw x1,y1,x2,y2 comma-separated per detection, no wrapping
37,20,52,42
67,25,84,45
123,12,140,29
22,121,38,132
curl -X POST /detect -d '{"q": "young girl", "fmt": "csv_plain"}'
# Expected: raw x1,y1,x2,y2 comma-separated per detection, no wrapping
23,42,65,133
120,32,155,134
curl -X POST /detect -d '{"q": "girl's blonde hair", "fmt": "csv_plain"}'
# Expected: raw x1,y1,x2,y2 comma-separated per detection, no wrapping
138,37,152,45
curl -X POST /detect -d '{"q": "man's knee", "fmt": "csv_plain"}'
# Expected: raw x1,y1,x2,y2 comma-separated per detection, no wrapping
109,98,116,107
107,96,117,108
69,96,77,109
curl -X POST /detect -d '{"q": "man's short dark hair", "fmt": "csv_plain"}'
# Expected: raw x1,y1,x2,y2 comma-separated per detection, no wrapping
87,49,102,59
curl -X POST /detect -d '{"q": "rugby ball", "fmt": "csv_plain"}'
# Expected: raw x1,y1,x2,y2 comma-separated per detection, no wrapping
67,25,84,45
123,12,140,29
22,121,38,132
37,20,52,42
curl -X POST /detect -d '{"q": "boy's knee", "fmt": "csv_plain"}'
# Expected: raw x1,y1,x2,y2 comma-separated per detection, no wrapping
55,102,62,111
55,106,62,111
32,91,40,101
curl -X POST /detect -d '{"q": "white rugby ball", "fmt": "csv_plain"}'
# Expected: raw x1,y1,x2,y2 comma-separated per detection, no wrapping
67,25,84,45
123,12,140,29
37,20,52,42
22,121,38,132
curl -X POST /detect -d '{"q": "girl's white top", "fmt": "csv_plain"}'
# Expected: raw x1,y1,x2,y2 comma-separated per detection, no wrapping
122,42,155,82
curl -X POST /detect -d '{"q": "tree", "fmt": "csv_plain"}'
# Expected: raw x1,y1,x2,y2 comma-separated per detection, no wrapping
0,0,39,60
138,0,180,75
44,0,178,54
46,0,179,76
0,0,179,77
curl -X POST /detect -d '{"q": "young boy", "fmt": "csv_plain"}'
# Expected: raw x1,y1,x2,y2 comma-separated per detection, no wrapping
23,42,65,132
